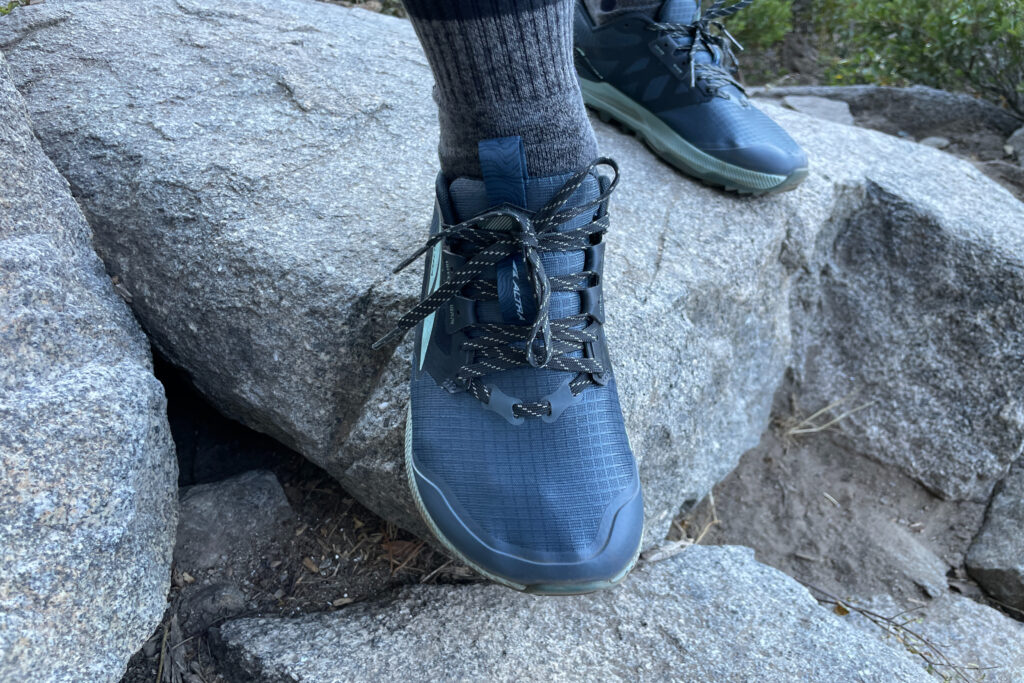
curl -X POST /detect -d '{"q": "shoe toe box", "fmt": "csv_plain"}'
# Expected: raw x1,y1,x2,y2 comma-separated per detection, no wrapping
408,378,643,592
705,140,808,177
664,98,809,176
411,461,644,592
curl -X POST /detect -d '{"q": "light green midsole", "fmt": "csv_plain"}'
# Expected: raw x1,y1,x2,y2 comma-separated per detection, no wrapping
580,77,795,194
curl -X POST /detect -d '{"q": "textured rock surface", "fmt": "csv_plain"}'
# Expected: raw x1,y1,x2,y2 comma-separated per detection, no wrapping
175,470,294,574
1010,126,1024,165
215,546,930,682
785,162,1024,501
2,0,1023,549
782,94,854,125
755,84,1022,140
966,460,1024,609
847,593,1024,682
0,54,177,682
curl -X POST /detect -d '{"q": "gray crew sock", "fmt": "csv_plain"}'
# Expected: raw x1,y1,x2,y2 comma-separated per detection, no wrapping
402,0,598,179
583,0,663,24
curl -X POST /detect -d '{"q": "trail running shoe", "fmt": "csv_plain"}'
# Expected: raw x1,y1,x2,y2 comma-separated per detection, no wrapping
574,0,808,195
374,137,643,595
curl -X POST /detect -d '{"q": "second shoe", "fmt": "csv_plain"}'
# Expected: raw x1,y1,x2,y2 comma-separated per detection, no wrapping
574,0,809,195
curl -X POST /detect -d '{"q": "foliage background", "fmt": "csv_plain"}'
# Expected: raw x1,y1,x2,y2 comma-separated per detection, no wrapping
722,0,1024,117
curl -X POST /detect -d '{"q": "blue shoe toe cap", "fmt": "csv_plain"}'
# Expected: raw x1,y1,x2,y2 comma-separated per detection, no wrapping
705,142,808,177
411,460,644,592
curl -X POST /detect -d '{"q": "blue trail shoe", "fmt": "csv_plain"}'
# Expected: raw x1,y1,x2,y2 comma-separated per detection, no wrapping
574,0,808,195
374,137,643,594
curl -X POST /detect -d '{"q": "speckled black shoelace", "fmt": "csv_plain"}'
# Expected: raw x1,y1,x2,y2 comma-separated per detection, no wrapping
373,158,619,419
647,0,753,92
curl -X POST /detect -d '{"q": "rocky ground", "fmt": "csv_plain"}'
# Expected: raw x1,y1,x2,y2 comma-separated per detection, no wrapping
2,1,1024,681
120,358,468,683
119,365,1024,682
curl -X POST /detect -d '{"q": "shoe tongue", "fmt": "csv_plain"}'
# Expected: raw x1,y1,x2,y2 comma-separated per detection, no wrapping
448,174,598,227
658,0,718,66
446,137,596,397
658,0,699,24
448,137,598,234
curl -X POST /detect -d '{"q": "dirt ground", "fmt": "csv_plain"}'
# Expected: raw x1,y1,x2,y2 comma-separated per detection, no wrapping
680,417,991,608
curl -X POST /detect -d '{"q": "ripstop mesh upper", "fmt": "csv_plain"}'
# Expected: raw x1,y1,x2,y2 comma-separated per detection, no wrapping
409,172,638,555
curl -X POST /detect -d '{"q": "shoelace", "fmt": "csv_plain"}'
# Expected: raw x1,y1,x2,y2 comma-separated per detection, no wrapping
647,0,753,92
373,158,620,419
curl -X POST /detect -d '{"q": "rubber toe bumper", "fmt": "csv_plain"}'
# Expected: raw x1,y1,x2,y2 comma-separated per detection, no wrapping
704,142,809,178
409,455,644,595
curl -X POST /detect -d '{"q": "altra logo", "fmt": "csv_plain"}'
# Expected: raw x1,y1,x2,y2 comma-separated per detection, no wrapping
511,258,526,322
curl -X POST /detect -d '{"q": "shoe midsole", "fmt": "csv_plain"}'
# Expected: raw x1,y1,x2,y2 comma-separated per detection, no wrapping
579,77,792,193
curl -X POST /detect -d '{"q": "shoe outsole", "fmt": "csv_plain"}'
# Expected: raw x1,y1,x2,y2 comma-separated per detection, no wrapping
404,406,642,596
579,77,808,196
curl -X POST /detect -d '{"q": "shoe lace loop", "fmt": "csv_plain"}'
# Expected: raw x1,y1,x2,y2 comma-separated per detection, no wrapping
373,158,620,419
647,0,752,92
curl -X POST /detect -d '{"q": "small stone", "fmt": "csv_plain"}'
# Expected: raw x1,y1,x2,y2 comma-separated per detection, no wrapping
174,470,295,575
782,94,855,125
1007,126,1024,163
920,136,950,149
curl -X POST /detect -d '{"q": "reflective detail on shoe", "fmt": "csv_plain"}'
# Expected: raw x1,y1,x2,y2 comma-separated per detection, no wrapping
418,241,444,371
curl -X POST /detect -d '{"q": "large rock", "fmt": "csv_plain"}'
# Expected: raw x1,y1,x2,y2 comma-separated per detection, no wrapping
966,459,1024,609
784,154,1024,501
214,546,930,682
2,0,1023,548
0,55,177,681
754,84,1022,140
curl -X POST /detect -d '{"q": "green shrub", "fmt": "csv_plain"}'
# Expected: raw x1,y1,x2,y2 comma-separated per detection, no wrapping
722,0,1024,117
711,0,793,52
820,0,1024,116
0,0,29,16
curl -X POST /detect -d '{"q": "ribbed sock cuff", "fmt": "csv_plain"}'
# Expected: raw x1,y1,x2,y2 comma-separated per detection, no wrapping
404,0,598,178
